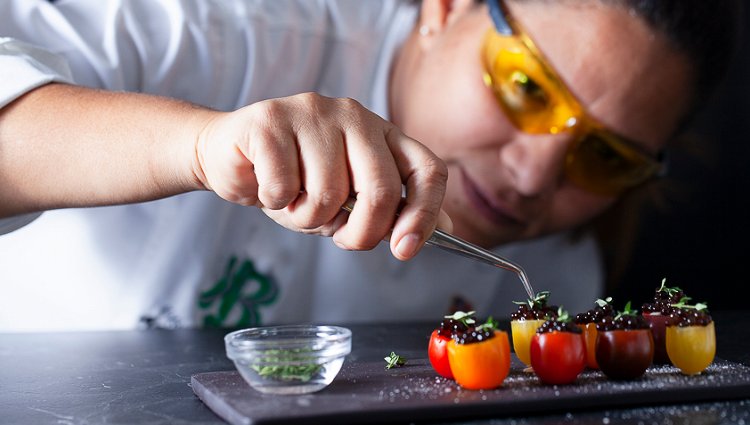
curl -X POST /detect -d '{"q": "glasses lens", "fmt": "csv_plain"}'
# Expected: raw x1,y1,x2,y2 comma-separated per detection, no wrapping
482,30,579,135
565,130,660,195
481,28,662,195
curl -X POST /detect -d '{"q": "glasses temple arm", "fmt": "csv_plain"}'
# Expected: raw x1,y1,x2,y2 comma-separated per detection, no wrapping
487,0,513,36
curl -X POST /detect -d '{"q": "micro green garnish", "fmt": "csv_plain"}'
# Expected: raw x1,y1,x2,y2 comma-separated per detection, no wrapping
614,301,638,320
476,316,499,332
657,278,683,298
251,349,322,382
672,297,708,311
513,291,551,309
554,307,571,323
384,351,407,370
444,310,476,327
595,297,613,308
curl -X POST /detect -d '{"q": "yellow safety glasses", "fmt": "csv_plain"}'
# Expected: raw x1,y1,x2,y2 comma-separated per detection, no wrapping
482,0,665,196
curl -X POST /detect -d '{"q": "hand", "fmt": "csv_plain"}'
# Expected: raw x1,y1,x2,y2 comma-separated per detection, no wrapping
194,92,451,260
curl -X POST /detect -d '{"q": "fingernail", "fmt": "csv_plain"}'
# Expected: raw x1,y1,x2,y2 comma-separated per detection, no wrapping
396,233,422,259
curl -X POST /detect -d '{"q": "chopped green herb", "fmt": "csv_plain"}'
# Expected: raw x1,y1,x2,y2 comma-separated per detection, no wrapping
513,291,551,310
658,278,684,298
672,297,709,311
444,310,476,327
384,351,407,370
476,316,499,332
595,297,613,308
250,349,323,382
554,306,571,323
614,301,638,320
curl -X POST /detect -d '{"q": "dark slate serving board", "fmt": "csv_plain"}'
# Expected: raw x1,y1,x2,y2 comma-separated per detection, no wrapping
191,357,750,425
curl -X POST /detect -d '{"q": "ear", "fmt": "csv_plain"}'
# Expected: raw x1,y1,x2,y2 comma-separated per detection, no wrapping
419,0,476,38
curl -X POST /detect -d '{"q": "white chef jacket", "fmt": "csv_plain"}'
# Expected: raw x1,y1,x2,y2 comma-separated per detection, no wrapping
0,0,603,332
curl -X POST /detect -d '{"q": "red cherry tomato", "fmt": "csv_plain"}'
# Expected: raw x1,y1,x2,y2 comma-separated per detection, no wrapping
447,331,511,390
596,329,654,380
428,329,453,379
530,331,586,385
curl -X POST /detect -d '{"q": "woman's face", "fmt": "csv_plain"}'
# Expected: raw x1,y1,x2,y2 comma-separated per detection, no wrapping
389,0,692,248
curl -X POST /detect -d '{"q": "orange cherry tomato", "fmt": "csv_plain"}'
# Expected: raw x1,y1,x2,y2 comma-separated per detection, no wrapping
447,330,511,390
428,330,453,379
511,319,545,367
579,322,599,369
530,330,586,385
666,321,715,375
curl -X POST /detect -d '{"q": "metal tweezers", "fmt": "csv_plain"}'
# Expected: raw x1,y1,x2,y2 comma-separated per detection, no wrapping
341,199,534,299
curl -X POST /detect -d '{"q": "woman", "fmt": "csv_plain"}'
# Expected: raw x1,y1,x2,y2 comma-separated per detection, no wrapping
0,0,740,331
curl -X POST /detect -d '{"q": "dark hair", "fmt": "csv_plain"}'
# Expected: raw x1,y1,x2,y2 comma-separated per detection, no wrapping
499,0,744,122
606,0,742,118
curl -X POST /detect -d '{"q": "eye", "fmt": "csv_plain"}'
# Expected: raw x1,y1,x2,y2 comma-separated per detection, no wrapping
503,70,549,112
587,136,625,165
578,134,656,181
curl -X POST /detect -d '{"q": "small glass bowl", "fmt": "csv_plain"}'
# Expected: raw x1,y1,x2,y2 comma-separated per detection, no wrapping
225,325,352,395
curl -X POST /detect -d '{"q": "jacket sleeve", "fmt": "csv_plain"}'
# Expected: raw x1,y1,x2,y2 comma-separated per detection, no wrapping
0,37,74,109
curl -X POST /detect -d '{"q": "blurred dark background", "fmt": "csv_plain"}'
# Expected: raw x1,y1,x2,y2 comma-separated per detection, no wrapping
612,6,750,310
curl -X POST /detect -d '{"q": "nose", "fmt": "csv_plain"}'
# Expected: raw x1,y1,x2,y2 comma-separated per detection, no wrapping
499,131,572,197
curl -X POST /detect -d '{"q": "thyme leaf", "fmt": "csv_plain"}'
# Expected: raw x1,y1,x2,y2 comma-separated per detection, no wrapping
384,351,407,370
250,349,323,382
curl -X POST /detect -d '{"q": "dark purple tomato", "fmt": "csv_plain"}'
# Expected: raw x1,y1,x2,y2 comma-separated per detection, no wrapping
596,329,654,380
642,312,670,365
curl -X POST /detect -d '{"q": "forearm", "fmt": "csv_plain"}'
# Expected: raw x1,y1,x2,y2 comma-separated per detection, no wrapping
0,83,219,217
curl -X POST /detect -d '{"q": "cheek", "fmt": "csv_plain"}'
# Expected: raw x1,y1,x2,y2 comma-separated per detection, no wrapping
402,39,504,160
547,188,615,232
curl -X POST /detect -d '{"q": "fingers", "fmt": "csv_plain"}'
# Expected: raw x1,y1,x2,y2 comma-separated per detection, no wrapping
331,101,403,251
200,93,449,260
283,97,351,230
245,116,301,210
383,129,450,260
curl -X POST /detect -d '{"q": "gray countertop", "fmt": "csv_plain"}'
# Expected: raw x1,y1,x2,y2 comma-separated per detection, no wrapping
2,310,749,424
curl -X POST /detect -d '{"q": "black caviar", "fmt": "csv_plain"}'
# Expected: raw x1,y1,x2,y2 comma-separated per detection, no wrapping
574,301,614,325
596,314,651,332
437,316,473,338
510,291,558,321
536,319,582,334
642,280,685,314
453,327,495,344
667,307,713,327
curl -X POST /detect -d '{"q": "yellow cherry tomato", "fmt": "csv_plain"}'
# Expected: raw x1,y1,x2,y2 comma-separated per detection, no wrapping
447,330,511,390
511,319,545,366
666,321,716,375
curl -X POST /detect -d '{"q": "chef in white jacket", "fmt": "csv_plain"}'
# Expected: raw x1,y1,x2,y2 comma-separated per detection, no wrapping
1,0,718,332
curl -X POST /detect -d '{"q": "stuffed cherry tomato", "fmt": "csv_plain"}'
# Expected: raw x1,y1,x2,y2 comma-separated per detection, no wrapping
428,330,453,379
529,310,586,385
511,319,544,366
665,304,715,375
447,329,511,390
580,323,600,369
595,303,654,380
574,298,614,370
510,291,557,367
642,312,670,365
641,279,685,365
427,311,477,379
